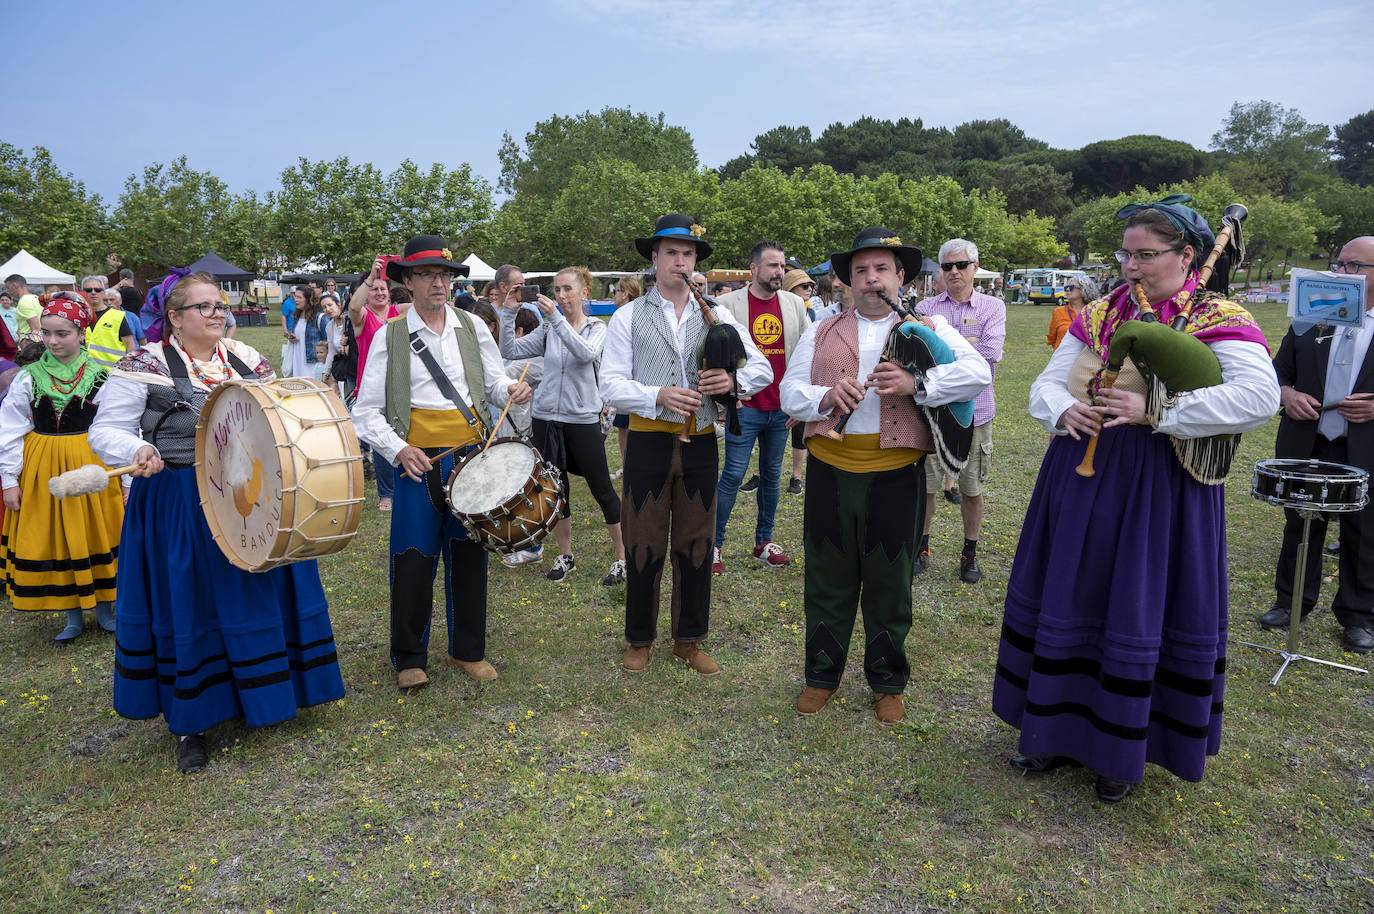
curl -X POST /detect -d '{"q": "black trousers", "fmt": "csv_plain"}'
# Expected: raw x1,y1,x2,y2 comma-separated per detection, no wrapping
622,430,717,645
1274,436,1374,629
531,418,621,523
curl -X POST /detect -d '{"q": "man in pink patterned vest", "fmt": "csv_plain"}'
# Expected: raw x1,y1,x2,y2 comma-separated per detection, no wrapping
780,227,990,724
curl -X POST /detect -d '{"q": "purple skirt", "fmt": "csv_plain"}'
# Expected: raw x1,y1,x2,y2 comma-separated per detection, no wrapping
991,425,1227,783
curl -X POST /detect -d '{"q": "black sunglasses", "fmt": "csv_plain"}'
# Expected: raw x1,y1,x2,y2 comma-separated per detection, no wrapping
82,287,103,294
940,260,975,272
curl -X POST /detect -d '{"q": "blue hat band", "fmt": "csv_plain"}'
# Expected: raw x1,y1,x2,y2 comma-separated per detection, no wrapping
654,227,697,239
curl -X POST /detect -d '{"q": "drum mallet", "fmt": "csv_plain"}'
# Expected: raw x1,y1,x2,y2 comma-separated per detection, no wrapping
422,361,533,468
49,463,141,499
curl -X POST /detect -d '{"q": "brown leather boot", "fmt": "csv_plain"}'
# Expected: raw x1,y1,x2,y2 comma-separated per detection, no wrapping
622,645,651,672
874,693,905,724
796,686,837,715
447,657,498,681
672,641,720,676
397,667,429,689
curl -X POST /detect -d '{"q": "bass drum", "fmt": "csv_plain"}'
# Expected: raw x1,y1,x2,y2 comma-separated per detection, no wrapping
195,378,365,571
1251,458,1369,514
444,437,564,553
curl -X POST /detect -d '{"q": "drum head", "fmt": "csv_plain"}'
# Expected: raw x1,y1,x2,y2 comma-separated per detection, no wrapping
448,440,538,515
196,381,290,570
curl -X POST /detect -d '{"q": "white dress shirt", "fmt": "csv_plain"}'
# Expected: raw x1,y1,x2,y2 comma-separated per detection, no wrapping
351,306,513,465
0,372,36,488
1028,335,1280,438
598,294,774,418
779,311,991,434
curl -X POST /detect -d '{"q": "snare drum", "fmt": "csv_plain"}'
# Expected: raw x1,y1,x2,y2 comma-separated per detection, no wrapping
195,378,365,571
444,438,565,553
1251,459,1369,513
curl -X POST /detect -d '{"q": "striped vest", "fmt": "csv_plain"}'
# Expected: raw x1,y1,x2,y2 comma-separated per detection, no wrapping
630,289,717,430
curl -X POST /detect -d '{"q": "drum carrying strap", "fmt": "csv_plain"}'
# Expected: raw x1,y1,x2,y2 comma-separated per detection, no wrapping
408,331,487,438
151,344,255,456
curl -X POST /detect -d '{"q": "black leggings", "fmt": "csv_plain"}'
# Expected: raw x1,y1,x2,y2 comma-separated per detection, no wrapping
531,418,621,523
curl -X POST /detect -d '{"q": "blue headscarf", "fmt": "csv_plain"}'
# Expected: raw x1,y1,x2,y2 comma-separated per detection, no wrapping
1115,194,1215,255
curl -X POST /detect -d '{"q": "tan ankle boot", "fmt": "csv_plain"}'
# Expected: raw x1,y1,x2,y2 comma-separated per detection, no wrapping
448,657,498,681
796,686,837,715
672,641,720,676
397,667,429,689
622,645,651,672
874,693,905,724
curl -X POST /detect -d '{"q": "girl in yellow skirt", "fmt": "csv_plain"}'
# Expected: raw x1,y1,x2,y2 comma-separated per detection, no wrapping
0,294,123,644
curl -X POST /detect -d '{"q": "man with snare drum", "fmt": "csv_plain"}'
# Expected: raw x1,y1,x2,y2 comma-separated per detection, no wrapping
352,235,531,690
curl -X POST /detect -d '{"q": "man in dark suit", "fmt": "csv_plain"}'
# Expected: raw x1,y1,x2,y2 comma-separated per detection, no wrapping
1260,236,1374,652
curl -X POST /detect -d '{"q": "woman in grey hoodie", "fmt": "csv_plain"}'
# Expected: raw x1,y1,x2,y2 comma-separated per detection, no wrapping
498,267,625,585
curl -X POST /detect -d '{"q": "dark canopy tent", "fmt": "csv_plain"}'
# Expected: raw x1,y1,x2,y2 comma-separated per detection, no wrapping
185,251,256,281
920,257,939,276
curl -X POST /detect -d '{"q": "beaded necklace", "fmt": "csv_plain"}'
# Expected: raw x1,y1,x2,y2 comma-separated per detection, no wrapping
174,339,230,387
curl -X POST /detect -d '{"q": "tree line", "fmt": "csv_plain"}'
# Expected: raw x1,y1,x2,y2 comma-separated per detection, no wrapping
2,102,1371,281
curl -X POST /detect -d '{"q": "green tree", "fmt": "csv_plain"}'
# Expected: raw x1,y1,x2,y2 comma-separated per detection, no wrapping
498,108,697,199
1071,135,1211,198
1331,110,1374,187
110,156,236,276
961,160,1074,218
0,143,107,273
386,159,494,246
1304,178,1374,259
1210,100,1330,196
213,191,280,276
273,157,390,272
950,118,1046,163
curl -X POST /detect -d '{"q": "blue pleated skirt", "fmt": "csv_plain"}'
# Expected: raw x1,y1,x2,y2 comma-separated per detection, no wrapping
113,468,345,735
991,425,1227,783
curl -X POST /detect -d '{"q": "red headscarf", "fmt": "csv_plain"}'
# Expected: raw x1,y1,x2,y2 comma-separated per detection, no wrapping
42,291,93,330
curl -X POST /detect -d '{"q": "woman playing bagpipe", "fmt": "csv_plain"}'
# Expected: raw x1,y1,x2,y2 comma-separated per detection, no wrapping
991,196,1279,802
88,271,345,774
0,293,123,644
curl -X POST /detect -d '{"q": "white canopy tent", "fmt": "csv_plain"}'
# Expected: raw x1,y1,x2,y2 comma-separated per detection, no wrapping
0,249,75,287
461,253,497,283
974,267,999,281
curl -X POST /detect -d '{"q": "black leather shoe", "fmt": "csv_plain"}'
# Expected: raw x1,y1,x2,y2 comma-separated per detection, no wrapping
738,474,760,493
1094,775,1133,803
1010,754,1080,774
178,734,208,774
1258,604,1311,631
912,548,930,577
943,488,962,505
1342,626,1374,653
960,554,982,584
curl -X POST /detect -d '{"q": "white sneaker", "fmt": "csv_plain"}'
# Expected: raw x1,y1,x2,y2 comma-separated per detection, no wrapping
502,545,543,567
546,554,575,581
610,468,624,480
601,559,626,586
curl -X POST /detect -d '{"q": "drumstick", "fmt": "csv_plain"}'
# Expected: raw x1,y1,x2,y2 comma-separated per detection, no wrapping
482,361,532,456
48,463,140,499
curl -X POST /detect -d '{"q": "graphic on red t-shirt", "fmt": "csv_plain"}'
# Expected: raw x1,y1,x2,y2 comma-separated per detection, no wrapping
747,291,785,411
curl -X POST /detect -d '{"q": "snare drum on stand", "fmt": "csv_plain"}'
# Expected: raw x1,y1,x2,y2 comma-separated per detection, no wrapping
1242,458,1370,684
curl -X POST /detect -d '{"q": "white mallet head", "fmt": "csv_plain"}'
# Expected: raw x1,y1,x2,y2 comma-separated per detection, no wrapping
49,464,112,499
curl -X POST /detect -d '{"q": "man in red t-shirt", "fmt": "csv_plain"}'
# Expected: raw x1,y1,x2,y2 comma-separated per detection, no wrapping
712,241,810,571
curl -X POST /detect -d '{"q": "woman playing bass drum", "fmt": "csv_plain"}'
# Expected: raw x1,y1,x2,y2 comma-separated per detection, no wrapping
89,271,345,775
991,198,1278,803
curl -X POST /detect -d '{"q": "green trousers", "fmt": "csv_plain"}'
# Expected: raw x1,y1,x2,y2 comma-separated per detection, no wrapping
802,453,926,694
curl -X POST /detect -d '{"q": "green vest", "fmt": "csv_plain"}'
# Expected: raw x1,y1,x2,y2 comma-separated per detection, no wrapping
85,308,127,369
383,307,489,443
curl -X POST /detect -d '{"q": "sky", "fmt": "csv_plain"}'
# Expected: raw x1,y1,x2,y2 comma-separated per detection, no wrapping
5,0,1371,205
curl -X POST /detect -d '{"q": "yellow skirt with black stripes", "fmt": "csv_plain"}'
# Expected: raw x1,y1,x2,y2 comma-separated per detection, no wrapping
1,432,123,611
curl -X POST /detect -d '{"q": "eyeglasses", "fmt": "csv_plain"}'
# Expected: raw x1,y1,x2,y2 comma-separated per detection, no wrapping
796,283,816,290
174,302,232,317
82,287,104,294
410,269,452,283
1330,261,1374,273
940,260,975,272
1114,247,1181,264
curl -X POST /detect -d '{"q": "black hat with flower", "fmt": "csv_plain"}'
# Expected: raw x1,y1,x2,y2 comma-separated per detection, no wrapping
385,235,470,283
830,227,923,286
634,214,713,263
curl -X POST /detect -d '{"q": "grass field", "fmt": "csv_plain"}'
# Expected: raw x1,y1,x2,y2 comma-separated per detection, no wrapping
1,303,1371,913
